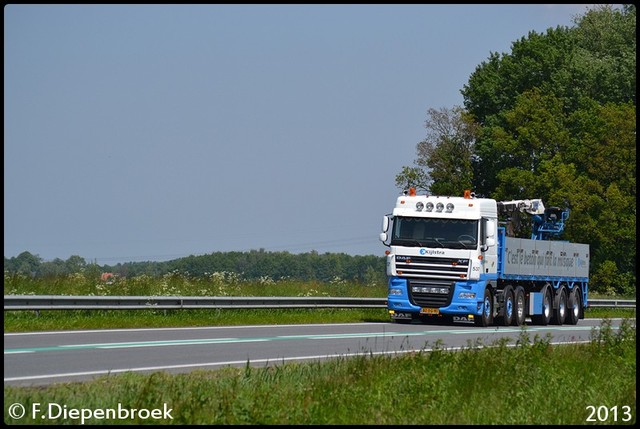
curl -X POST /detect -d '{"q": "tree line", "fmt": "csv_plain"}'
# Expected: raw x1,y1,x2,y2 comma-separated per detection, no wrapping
3,250,387,286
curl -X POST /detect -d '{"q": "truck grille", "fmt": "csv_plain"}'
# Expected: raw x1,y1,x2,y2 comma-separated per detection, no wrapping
408,279,454,307
395,255,470,280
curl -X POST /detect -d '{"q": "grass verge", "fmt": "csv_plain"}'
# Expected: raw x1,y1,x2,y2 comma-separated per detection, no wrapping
4,318,635,425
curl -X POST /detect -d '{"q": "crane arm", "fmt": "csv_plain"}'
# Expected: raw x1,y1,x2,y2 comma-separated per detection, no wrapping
497,199,546,216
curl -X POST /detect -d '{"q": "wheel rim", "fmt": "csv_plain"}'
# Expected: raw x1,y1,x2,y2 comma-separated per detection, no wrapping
516,295,525,320
543,293,551,318
506,297,513,319
484,296,491,318
559,295,566,319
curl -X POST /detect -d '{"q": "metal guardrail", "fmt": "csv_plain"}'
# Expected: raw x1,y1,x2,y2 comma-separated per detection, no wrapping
2,295,635,311
586,299,636,309
3,295,387,311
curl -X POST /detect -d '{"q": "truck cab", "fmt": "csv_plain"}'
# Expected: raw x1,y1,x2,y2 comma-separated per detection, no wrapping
379,189,499,323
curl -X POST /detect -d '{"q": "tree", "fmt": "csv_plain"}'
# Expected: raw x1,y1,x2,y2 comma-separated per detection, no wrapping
394,166,428,192
11,251,42,276
65,255,87,273
482,88,571,201
568,4,636,105
461,3,635,176
396,4,635,294
462,26,575,127
462,5,635,294
395,106,478,195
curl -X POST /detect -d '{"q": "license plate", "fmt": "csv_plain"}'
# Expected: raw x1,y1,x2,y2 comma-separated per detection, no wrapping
420,308,439,315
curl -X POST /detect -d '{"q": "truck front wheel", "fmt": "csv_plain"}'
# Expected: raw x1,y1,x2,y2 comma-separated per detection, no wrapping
475,288,493,327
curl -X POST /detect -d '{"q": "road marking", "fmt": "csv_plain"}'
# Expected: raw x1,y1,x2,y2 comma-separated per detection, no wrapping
4,325,601,354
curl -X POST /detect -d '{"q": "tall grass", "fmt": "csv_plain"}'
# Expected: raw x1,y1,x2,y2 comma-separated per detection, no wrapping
3,271,385,297
4,318,635,425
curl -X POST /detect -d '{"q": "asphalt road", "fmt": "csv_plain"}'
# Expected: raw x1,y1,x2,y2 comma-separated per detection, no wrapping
4,318,623,387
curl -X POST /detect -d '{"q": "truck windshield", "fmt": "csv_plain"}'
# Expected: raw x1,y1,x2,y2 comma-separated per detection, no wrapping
390,217,478,249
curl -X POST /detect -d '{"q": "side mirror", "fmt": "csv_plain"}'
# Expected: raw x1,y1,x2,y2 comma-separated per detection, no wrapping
379,232,388,242
381,215,390,233
484,219,496,248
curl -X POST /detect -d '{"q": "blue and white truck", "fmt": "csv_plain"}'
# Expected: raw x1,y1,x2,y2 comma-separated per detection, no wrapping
379,189,589,327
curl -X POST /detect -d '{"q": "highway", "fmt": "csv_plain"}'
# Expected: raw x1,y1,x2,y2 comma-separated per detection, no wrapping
4,318,624,387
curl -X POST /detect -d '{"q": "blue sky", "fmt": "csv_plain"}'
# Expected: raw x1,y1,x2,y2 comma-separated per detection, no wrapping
4,4,596,264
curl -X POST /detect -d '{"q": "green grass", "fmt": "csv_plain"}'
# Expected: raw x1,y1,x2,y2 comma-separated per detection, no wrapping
4,318,636,425
3,308,391,332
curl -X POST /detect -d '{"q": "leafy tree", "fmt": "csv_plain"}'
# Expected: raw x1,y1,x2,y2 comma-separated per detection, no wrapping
394,166,428,192
470,6,634,294
568,4,636,105
463,5,635,198
38,258,68,278
65,255,87,273
396,106,478,195
6,251,42,276
485,89,571,200
395,4,635,294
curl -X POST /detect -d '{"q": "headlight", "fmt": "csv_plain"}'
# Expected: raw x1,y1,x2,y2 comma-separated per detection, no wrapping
446,203,454,212
425,202,434,212
416,202,424,211
458,292,476,299
389,288,403,296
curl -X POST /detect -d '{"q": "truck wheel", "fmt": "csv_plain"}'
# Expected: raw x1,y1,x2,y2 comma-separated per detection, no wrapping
501,286,514,326
551,287,567,325
566,287,581,325
512,287,526,326
531,287,552,326
475,288,493,327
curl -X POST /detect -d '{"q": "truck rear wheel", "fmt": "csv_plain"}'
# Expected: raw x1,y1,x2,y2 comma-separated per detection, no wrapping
475,288,493,327
500,286,514,326
512,286,526,326
551,287,567,325
566,287,582,325
531,287,552,326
